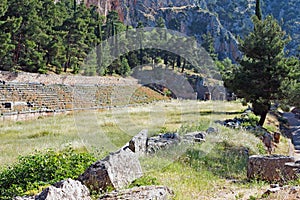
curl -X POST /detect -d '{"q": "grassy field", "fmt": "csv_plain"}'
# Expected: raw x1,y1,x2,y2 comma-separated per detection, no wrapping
0,100,290,199
0,100,246,166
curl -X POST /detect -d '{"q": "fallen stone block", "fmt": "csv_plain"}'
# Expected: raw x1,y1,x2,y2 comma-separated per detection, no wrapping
78,147,143,191
128,129,148,155
147,133,180,154
247,155,296,182
98,185,174,200
183,131,206,143
14,178,91,200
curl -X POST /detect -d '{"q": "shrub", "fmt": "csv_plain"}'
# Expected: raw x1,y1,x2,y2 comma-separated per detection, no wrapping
128,175,160,188
0,148,96,199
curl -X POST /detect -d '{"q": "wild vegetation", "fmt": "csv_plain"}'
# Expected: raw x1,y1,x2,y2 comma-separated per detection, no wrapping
222,1,300,126
0,0,205,76
0,101,289,199
0,0,299,199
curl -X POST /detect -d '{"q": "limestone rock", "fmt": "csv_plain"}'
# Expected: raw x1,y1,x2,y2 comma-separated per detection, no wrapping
206,127,219,134
247,155,296,182
147,133,180,154
14,179,91,200
98,185,174,200
183,131,206,143
128,129,148,155
78,147,143,191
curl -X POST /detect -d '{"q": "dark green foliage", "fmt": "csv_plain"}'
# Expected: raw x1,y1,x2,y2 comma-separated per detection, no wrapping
223,15,292,126
281,56,300,107
0,1,207,76
0,148,96,199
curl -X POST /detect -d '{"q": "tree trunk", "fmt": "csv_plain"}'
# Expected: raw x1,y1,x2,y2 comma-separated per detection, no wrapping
258,110,267,126
181,59,186,73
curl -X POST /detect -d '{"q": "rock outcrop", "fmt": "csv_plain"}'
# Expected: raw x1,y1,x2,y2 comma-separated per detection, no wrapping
78,147,143,191
98,185,174,200
83,0,299,59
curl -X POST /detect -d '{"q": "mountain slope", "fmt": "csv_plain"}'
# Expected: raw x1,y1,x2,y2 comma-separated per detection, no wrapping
85,0,299,59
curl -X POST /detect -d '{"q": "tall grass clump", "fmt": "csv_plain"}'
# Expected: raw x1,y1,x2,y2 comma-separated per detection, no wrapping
0,148,96,199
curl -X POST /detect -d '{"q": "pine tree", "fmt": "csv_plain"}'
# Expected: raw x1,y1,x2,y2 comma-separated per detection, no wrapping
223,15,291,126
0,0,21,70
3,0,48,72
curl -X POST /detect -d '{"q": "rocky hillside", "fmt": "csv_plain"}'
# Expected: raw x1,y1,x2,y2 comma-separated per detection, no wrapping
85,0,299,59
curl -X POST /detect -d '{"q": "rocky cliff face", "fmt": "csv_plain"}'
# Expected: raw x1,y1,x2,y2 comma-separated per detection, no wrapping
84,0,300,59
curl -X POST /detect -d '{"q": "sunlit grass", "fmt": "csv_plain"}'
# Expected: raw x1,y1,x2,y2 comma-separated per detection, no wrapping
1,100,283,199
0,100,246,167
140,125,267,199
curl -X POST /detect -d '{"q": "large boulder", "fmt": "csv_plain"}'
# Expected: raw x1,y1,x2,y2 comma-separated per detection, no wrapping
128,129,148,155
98,185,174,200
247,155,296,182
78,147,143,191
14,179,91,200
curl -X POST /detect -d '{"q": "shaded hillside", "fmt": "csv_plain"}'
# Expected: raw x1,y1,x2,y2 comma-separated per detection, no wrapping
87,0,299,58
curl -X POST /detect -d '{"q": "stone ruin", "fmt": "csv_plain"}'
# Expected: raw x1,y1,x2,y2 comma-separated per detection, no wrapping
78,146,143,191
14,127,215,200
0,70,168,121
14,127,300,199
247,155,300,183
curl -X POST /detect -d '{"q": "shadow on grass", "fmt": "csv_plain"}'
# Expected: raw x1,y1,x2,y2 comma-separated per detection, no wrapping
179,141,249,180
171,110,245,117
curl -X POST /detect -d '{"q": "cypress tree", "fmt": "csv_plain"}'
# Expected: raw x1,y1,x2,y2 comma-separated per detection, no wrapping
255,0,262,20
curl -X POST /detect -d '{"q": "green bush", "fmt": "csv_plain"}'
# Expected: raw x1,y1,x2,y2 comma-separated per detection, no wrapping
0,148,96,199
128,175,160,188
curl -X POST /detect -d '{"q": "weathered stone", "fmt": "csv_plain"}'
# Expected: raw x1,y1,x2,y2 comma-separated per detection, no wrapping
184,131,206,143
206,127,219,134
98,185,174,200
128,129,148,155
262,185,300,199
36,178,91,200
147,133,180,154
14,179,91,200
247,155,296,182
78,147,143,191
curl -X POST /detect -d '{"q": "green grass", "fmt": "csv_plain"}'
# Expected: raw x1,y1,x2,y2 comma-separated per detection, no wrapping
142,126,268,199
0,100,246,167
0,100,277,199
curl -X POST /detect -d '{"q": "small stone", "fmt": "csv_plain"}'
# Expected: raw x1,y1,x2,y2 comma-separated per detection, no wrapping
206,127,219,134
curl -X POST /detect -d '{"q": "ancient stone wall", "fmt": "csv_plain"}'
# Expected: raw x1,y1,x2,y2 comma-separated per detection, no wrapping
0,71,167,120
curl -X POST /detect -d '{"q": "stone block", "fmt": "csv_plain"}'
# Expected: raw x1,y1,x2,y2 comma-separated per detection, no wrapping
128,129,148,155
78,147,143,191
247,155,296,182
